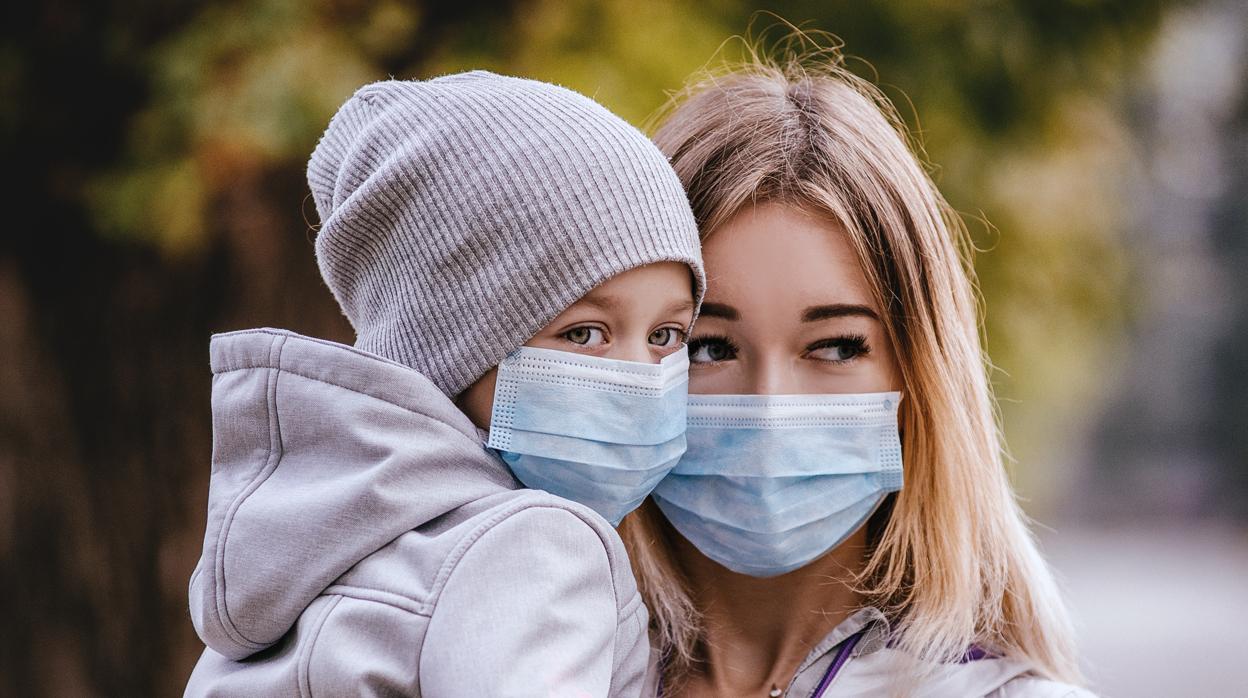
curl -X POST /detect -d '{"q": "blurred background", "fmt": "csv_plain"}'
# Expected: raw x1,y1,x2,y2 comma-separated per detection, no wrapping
1,0,1244,695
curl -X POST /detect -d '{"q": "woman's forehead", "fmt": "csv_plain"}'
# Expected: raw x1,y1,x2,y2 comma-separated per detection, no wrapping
701,204,877,315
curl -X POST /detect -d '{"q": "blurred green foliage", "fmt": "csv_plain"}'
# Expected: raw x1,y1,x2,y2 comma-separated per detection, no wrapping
2,2,1186,694
86,0,1172,502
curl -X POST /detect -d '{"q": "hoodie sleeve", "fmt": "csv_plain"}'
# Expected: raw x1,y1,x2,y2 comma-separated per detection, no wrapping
419,504,640,698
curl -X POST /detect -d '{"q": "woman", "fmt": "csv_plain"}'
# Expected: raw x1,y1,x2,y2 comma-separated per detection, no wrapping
618,44,1094,697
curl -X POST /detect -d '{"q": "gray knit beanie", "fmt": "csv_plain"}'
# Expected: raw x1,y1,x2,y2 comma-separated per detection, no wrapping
307,71,705,397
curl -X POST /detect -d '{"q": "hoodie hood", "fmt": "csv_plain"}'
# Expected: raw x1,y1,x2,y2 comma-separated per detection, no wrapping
189,328,517,660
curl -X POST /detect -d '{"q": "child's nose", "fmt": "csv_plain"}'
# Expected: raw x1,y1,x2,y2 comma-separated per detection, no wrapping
611,339,660,364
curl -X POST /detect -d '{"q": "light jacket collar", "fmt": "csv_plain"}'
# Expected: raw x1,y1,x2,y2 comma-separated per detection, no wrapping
784,607,891,696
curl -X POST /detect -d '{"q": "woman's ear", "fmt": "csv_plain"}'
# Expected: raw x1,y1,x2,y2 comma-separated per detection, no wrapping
455,367,498,431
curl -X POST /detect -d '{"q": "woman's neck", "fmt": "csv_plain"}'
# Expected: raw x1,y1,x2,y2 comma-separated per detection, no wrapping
671,526,870,697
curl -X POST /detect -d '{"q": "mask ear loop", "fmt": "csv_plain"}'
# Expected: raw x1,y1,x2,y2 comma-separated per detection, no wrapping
891,389,907,444
485,355,524,452
866,391,903,550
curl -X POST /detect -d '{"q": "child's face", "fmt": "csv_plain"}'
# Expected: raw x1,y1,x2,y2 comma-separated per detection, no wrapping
523,261,695,363
457,261,696,429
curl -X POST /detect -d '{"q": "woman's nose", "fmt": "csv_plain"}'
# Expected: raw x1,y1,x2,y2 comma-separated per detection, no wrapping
744,355,801,395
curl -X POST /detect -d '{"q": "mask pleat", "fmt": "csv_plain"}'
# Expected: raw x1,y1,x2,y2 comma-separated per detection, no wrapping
486,345,691,524
651,391,903,577
503,379,687,445
653,472,884,532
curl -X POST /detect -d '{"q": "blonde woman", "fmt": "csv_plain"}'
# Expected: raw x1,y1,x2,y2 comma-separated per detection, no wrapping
619,44,1095,697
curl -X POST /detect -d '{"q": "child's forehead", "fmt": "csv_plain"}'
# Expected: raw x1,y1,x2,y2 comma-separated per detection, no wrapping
572,263,696,305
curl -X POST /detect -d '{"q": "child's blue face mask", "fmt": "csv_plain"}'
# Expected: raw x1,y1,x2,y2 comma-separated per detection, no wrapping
486,345,690,525
652,391,904,577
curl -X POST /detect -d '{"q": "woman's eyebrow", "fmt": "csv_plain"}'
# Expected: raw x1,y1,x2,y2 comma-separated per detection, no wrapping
699,302,739,320
801,304,879,322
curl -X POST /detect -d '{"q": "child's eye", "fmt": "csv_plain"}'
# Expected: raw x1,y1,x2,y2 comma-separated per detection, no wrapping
564,327,607,346
648,327,684,348
806,334,870,363
688,335,738,364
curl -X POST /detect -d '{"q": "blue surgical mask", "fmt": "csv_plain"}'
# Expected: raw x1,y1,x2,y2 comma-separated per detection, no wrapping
651,391,903,577
487,345,690,525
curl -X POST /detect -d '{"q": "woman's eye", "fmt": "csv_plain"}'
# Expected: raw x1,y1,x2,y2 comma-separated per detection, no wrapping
806,335,869,363
648,327,684,348
687,336,738,364
564,327,607,346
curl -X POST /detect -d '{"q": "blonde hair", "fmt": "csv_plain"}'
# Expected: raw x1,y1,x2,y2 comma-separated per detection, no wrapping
618,35,1083,686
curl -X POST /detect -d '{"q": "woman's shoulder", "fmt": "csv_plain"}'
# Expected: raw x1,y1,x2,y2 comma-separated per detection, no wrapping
832,642,1096,698
989,675,1098,698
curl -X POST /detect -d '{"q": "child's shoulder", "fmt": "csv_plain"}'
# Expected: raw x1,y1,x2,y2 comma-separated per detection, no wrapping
451,487,629,565
347,487,636,607
434,487,639,600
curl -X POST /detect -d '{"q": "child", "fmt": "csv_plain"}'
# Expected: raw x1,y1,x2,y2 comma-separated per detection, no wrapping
184,71,704,697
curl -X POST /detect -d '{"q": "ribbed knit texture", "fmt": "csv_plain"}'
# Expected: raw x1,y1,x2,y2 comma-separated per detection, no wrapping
307,71,704,396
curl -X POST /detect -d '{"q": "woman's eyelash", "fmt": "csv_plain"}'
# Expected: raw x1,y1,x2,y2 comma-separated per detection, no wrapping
687,334,740,364
688,334,739,352
807,333,868,348
806,334,870,357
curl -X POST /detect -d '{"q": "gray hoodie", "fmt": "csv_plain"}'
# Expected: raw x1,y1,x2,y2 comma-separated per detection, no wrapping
185,328,651,697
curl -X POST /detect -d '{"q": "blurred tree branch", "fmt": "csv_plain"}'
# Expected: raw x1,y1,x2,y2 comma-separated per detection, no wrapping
0,1,1177,694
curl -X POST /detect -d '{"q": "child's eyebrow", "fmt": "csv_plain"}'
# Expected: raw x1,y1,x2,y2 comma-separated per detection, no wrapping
663,299,696,317
577,292,621,311
575,294,694,318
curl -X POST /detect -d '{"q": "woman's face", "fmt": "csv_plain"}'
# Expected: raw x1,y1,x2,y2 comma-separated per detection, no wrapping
687,203,901,395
